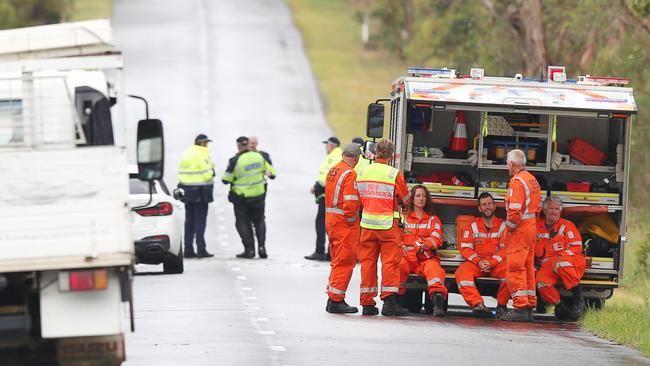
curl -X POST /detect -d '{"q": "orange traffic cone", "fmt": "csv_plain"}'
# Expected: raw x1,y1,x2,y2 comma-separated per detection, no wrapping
450,111,468,152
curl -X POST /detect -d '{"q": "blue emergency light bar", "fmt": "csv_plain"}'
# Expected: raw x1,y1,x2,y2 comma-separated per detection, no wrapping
407,67,456,77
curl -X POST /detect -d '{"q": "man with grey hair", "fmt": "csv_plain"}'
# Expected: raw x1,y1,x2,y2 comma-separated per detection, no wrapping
535,196,586,320
324,144,361,313
501,149,542,321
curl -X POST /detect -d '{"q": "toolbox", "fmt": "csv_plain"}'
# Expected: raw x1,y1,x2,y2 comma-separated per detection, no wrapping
568,138,607,166
566,182,591,192
551,191,620,205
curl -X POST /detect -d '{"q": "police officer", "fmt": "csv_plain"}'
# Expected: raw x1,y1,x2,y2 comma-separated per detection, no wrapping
305,137,342,261
352,137,370,174
222,136,277,259
178,134,215,259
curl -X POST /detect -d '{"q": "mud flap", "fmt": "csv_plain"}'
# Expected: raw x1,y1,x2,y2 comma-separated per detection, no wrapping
57,334,125,366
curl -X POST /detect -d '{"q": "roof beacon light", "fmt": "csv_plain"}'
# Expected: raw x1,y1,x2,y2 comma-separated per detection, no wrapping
408,67,456,78
470,68,484,79
548,66,566,82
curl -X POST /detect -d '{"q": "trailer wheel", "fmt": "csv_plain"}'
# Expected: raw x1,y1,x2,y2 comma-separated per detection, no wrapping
163,244,184,274
404,289,424,313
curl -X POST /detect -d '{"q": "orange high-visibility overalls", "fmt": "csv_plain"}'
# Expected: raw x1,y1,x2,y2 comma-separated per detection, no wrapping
535,218,586,305
324,160,361,302
504,169,541,309
398,211,447,298
455,217,509,307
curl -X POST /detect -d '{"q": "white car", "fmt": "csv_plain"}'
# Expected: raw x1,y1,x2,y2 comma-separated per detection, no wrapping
129,166,184,274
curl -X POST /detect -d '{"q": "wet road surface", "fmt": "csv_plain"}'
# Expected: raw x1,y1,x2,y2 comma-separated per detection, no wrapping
113,0,650,365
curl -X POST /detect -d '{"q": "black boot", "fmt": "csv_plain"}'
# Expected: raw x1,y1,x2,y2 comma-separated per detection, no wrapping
381,295,409,316
495,305,509,319
501,308,532,322
472,303,493,318
196,250,214,258
258,246,268,259
184,249,196,259
432,293,446,317
362,305,379,316
236,250,255,259
304,252,325,261
569,286,584,320
554,301,571,320
326,299,358,314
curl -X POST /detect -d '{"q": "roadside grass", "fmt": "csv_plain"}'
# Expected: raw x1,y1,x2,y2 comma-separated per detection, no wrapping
285,0,406,144
68,0,112,21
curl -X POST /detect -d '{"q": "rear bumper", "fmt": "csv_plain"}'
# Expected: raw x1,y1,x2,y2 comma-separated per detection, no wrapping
134,236,171,264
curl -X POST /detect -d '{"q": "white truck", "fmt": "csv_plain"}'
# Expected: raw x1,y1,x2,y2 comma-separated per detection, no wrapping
0,20,164,365
366,66,635,315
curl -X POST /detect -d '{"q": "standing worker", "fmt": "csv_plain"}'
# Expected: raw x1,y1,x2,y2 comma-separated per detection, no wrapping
398,184,448,316
356,139,410,316
177,134,215,259
352,137,369,174
305,137,342,261
501,149,541,322
455,192,509,318
248,135,272,164
535,196,586,320
222,136,276,259
324,144,361,314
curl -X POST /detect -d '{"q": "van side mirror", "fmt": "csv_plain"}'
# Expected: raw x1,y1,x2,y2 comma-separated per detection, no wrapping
137,119,164,181
366,103,385,138
363,141,377,161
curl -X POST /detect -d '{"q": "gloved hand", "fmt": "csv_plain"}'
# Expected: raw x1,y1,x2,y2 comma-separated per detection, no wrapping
551,151,563,170
467,149,479,167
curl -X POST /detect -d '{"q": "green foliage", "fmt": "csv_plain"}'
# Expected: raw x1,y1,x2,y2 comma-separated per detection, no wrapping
0,0,69,29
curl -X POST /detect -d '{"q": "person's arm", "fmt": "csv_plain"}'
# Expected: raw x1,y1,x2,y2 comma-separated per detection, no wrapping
261,151,273,165
487,222,508,267
562,221,583,256
222,156,238,184
418,216,443,250
505,179,525,231
340,171,360,221
394,172,410,207
264,158,276,180
459,226,481,265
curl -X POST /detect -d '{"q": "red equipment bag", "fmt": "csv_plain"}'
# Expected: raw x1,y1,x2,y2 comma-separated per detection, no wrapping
568,138,607,166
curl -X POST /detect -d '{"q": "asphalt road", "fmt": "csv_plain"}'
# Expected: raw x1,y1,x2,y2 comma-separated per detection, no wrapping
113,1,650,365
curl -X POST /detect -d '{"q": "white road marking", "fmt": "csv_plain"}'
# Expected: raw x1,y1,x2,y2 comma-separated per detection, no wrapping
259,330,275,335
270,346,286,352
231,267,242,272
236,276,247,280
256,317,269,322
246,296,258,301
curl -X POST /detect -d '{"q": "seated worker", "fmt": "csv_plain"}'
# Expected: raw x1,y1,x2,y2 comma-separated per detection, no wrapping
398,184,448,316
455,192,510,318
535,196,586,320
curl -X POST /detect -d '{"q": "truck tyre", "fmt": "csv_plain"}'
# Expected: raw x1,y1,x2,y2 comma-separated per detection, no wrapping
585,298,605,310
163,244,184,274
404,288,424,313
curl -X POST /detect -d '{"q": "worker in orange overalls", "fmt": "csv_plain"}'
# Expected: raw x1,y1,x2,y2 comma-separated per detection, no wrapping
535,196,586,321
501,149,541,322
324,144,361,314
356,139,410,317
455,192,510,318
398,184,448,316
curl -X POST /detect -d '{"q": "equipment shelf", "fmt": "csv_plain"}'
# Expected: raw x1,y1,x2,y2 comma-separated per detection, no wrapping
411,157,471,165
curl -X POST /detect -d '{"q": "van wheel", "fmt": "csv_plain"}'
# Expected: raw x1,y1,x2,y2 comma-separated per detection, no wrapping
163,244,184,274
404,289,424,313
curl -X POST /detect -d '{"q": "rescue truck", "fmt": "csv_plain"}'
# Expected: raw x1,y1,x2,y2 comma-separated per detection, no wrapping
0,20,164,364
365,66,635,316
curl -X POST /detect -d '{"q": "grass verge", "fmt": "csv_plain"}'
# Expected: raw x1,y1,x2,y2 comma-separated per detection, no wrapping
285,0,406,144
68,0,112,21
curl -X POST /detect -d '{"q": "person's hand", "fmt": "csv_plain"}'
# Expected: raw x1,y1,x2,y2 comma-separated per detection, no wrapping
402,245,414,256
266,171,273,177
310,186,315,194
478,260,492,272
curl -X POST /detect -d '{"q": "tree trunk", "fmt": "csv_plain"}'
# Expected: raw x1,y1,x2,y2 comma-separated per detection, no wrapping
578,26,599,73
507,0,549,78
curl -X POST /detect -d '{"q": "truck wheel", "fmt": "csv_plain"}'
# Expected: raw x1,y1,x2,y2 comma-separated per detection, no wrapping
404,289,424,313
163,244,184,274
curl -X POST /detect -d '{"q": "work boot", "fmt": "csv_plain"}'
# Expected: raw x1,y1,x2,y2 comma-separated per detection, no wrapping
184,250,196,259
196,250,214,258
258,246,268,259
432,293,446,317
396,294,405,308
304,252,325,261
495,305,509,319
472,303,493,318
501,308,532,322
322,252,331,261
236,250,255,259
569,286,585,320
362,305,379,316
326,299,358,314
554,301,572,321
381,295,410,317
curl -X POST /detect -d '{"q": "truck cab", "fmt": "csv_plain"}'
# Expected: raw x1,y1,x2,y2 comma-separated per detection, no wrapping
367,67,635,315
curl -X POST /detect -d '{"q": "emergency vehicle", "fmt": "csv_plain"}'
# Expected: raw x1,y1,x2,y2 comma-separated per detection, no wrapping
0,20,164,364
365,66,635,315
